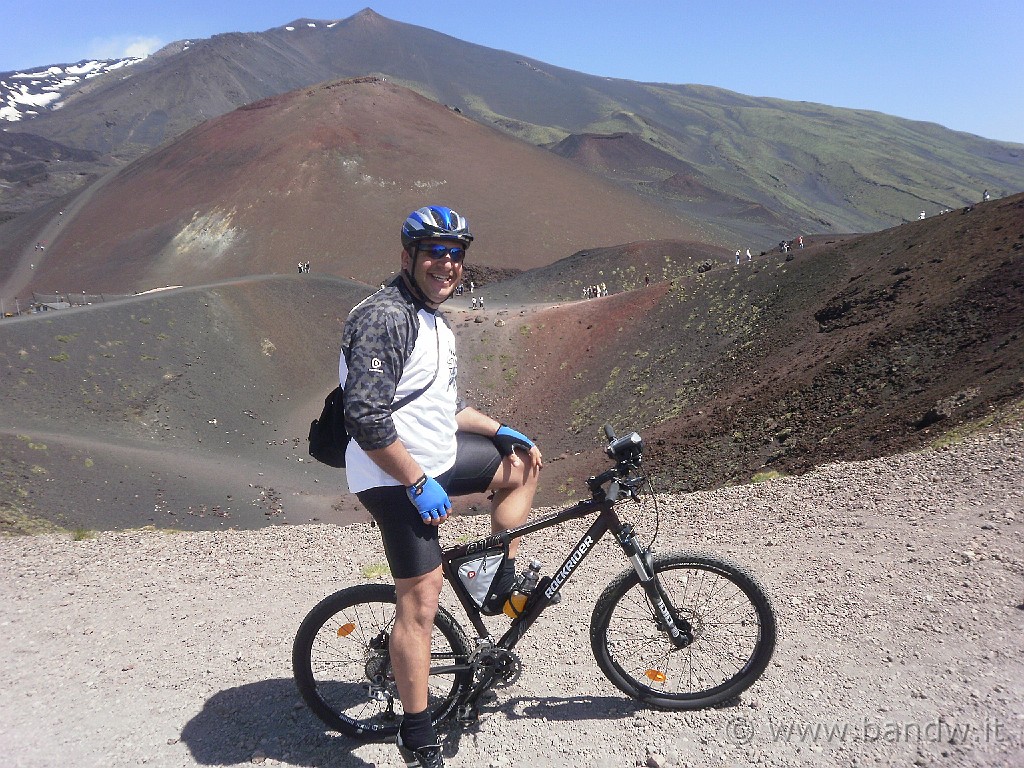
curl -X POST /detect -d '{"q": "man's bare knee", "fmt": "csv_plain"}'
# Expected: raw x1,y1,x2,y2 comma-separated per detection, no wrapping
492,452,541,491
395,568,443,627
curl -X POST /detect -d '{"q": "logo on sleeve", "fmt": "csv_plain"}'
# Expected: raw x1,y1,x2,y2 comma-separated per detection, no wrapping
370,357,382,372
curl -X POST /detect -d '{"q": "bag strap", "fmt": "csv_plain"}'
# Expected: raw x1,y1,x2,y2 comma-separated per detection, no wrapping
390,319,441,413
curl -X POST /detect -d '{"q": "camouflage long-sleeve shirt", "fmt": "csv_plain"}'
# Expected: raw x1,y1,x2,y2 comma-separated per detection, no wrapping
339,277,460,493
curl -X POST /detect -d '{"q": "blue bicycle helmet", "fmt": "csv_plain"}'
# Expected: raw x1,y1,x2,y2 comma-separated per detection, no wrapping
401,205,474,249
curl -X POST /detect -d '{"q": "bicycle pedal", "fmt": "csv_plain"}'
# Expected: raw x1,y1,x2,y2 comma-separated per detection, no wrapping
456,704,480,726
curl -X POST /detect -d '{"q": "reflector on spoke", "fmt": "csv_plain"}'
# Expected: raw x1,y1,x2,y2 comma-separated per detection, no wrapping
337,622,356,637
646,669,667,683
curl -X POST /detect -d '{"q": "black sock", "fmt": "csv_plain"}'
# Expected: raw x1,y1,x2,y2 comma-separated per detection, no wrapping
400,708,436,750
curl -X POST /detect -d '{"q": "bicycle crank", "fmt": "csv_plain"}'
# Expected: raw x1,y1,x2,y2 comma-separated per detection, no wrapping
494,649,522,687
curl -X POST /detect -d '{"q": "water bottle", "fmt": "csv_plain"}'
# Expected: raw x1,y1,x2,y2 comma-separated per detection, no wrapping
503,560,542,618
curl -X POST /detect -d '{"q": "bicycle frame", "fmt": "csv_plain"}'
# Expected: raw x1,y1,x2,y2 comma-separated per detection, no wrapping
432,432,695,718
440,487,680,667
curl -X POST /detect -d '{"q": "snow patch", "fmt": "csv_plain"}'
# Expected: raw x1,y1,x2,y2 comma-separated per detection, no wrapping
1,57,144,123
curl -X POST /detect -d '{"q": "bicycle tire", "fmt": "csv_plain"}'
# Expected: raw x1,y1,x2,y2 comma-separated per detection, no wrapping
590,550,776,709
292,583,473,741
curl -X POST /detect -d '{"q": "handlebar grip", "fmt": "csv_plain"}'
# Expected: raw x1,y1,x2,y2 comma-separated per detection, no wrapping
604,424,617,441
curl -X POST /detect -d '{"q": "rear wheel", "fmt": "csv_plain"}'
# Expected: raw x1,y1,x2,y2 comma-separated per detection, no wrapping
590,551,776,709
292,584,473,740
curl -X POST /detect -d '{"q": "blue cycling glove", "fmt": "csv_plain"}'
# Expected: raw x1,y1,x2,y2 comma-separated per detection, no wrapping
406,474,451,522
493,424,535,457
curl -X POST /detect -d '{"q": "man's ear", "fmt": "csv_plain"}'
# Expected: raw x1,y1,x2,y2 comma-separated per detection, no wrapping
400,247,413,273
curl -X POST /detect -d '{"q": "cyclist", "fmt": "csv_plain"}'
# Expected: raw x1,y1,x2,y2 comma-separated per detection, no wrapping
340,205,543,767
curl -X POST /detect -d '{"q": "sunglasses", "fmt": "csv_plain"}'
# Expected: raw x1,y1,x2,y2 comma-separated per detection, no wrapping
417,244,466,262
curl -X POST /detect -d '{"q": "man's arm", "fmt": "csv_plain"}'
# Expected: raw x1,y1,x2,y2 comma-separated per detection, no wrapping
363,439,425,488
454,406,502,437
456,407,544,471
342,303,413,452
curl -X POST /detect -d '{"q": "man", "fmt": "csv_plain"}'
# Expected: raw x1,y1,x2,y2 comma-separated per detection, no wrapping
340,205,543,767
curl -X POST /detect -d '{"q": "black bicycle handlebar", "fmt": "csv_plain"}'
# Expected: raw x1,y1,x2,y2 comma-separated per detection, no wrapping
585,425,646,501
603,424,644,463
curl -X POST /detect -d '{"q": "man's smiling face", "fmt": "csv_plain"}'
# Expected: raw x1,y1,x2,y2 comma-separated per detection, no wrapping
402,239,465,307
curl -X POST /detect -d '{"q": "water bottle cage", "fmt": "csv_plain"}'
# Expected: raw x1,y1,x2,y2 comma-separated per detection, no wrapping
502,563,544,618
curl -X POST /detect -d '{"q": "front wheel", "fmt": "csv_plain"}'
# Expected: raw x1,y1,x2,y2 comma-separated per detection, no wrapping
590,551,776,709
292,584,473,741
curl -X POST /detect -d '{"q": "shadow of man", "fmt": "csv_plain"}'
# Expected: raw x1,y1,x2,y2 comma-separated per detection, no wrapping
180,678,377,767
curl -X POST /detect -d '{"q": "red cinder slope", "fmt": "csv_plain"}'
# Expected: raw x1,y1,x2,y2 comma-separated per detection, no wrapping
29,78,703,294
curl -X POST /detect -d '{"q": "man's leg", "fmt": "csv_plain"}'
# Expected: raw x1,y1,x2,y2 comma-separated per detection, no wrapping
392,566,447,764
480,450,543,616
390,566,444,712
354,483,445,746
488,450,541,559
444,434,541,614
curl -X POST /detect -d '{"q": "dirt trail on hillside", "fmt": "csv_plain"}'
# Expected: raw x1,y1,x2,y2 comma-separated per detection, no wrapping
2,422,1022,768
0,169,119,302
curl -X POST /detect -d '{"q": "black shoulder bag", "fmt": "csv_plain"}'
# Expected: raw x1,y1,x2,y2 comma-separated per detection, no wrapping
308,329,441,468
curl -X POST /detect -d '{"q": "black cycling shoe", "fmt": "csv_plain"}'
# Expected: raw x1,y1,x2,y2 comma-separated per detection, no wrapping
396,732,444,768
480,560,518,615
480,589,512,616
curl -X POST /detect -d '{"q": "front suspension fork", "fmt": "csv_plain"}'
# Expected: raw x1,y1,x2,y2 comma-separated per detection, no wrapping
619,528,693,648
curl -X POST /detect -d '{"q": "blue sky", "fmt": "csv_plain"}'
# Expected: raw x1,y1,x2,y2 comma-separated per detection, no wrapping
4,0,1022,143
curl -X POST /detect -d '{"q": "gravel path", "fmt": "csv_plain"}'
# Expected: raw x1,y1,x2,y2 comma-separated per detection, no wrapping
2,425,1022,768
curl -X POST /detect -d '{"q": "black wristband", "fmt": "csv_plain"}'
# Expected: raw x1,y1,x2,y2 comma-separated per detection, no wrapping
409,474,428,497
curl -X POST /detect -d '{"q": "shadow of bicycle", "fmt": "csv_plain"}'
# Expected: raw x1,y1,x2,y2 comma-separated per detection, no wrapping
434,692,643,759
490,693,641,721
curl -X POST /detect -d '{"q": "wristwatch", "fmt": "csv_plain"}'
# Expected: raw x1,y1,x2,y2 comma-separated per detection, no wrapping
408,474,428,497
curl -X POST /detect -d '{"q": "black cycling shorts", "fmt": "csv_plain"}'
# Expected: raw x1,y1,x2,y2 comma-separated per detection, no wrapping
355,432,504,579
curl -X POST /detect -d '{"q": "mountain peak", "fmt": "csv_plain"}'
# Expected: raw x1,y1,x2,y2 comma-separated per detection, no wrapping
346,8,388,27
278,9,387,33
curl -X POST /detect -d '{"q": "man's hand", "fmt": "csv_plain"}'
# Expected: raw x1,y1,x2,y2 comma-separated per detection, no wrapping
494,424,543,470
406,474,451,526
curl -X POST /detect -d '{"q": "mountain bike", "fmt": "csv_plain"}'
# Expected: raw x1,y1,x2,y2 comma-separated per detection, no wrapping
292,426,777,740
